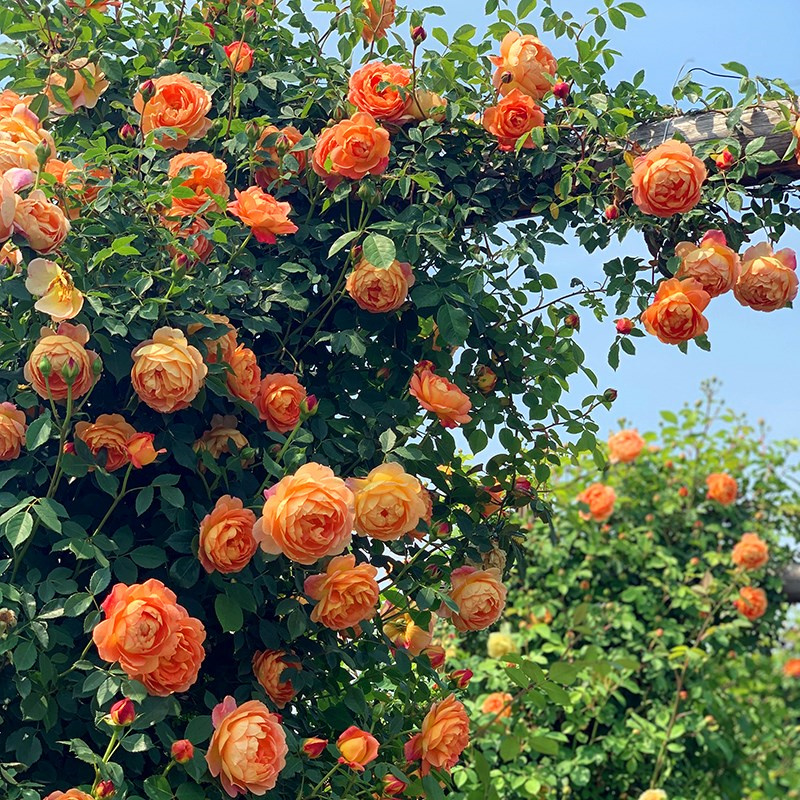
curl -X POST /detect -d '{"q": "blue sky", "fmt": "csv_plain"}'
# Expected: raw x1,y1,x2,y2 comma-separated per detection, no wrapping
425,0,800,442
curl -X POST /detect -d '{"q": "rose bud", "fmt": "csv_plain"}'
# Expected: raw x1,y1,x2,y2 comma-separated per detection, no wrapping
383,774,408,795
126,432,165,468
678,486,689,497
413,359,435,375
139,79,156,103
63,442,76,455
171,739,194,764
553,81,570,101
109,698,135,726
474,365,497,394
450,668,473,688
118,123,136,144
514,477,532,495
300,394,318,419
604,204,619,221
61,357,80,384
203,21,216,39
94,781,115,800
714,148,734,171
411,25,427,44
376,366,391,382
434,521,450,537
302,737,328,759
425,563,441,580
351,244,363,261
425,644,446,670
243,7,257,22
500,71,513,84
564,313,580,330
614,317,633,335
172,252,191,272
603,388,618,402
38,354,52,377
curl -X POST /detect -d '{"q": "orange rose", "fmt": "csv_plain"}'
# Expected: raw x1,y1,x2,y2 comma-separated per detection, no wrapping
382,604,433,656
608,429,645,464
254,125,307,188
224,41,254,73
732,532,769,570
188,314,237,364
74,413,136,472
345,257,414,313
348,62,411,123
194,414,250,460
226,344,261,403
490,32,557,100
304,554,379,630
163,210,214,264
0,170,22,241
734,586,767,621
361,0,396,42
126,432,165,468
138,614,206,696
441,566,507,632
66,0,120,11
483,89,545,151
24,322,100,401
206,696,287,796
0,90,32,116
0,104,54,173
167,152,229,214
134,74,213,150
481,691,512,718
46,59,109,113
641,277,710,345
44,159,112,218
43,791,94,800
734,242,798,312
409,368,472,428
313,113,391,183
337,726,379,771
252,649,300,708
631,141,707,217
783,658,800,678
706,472,737,505
348,462,427,540
131,327,207,413
577,482,616,521
255,372,307,433
0,402,26,461
408,90,448,123
198,495,257,574
14,189,70,253
404,694,469,776
254,462,354,564
227,186,298,244
674,230,740,297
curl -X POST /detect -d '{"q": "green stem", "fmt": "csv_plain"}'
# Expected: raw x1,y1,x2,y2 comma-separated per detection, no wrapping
302,762,340,800
91,463,134,538
255,422,303,498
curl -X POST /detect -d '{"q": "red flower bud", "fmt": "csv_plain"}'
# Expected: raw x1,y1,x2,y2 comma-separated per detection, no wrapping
414,359,436,376
139,79,156,103
300,394,318,419
411,25,427,44
434,521,450,537
678,486,689,497
118,123,136,144
553,81,570,100
450,668,473,688
383,774,408,795
302,737,328,758
171,739,194,764
64,442,76,455
424,563,441,579
424,645,446,669
614,317,633,335
514,476,532,494
376,366,391,381
109,698,135,726
604,388,618,402
564,313,580,330
94,781,115,800
243,7,257,22
604,204,619,221
203,22,216,39
714,148,734,171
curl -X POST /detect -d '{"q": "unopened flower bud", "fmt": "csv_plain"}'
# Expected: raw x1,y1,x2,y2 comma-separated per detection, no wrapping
615,317,633,335
243,7,257,22
35,139,51,169
714,148,734,171
514,476,532,494
474,365,497,394
414,359,435,376
203,21,216,39
61,357,80,384
376,366,391,382
500,71,513,84
450,668,473,688
411,25,427,44
118,123,136,144
92,356,103,376
603,388,618,402
38,355,52,377
171,739,194,764
302,737,328,758
172,252,191,272
425,644,446,669
553,81,570,101
139,79,156,103
109,698,136,726
564,313,580,330
425,563,441,580
383,774,408,795
300,394,318,419
351,244,363,261
357,180,381,207
434,521,450,537
94,781,115,800
604,204,619,221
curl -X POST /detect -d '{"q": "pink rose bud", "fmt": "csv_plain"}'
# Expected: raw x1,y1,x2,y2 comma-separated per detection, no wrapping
604,204,619,221
604,388,618,402
61,357,80,384
383,774,408,795
63,442,76,455
434,521,450,537
450,668,473,688
553,81,570,100
411,25,427,44
474,365,497,394
514,476,532,494
172,252,190,271
615,317,633,335
425,564,441,579
204,22,216,38
35,139,51,168
414,359,436,375
139,79,156,103
118,123,136,144
300,394,318,418
302,737,328,758
94,781,115,799
425,645,446,669
714,148,734,171
564,313,580,330
109,698,135,726
171,739,194,764
243,7,257,22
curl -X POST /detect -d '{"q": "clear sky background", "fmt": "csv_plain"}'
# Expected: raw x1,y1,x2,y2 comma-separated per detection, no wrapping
425,0,800,443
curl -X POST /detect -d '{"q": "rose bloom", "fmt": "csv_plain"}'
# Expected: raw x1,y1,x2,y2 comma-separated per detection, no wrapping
382,604,433,656
481,691,512,718
337,726,379,771
705,472,737,505
312,113,391,184
0,103,54,173
405,694,469,776
732,532,769,570
74,413,136,472
24,322,99,401
0,402,26,461
304,554,380,630
163,210,214,264
408,90,448,123
734,586,767,621
348,462,426,541
127,432,165,468
361,0,396,42
348,62,411,123
577,482,616,521
608,428,645,464
131,327,207,413
46,59,109,113
483,89,545,151
198,494,257,574
490,32,557,100
167,151,229,214
227,186,298,244
14,190,71,253
254,462,354,565
0,89,32,116
638,792,667,800
734,242,798,312
441,566,507,632
188,313,237,364
194,414,249,460
25,258,83,322
138,613,206,696
43,791,94,800
783,658,800,678
410,368,472,428
206,696,287,797
0,171,20,241
66,0,120,11
675,230,740,297
134,74,213,150
224,41,254,73
345,257,414,313
255,372,306,433
631,141,707,217
254,125,307,188
226,344,261,403
487,631,516,659
0,241,22,271
641,277,710,345
252,649,300,708
410,484,433,539
45,159,112,218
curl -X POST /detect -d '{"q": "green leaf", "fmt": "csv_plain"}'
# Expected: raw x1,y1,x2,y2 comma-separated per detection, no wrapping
144,776,173,800
215,594,243,633
130,546,167,568
327,230,360,258
436,305,470,346
13,640,37,671
32,499,61,533
25,412,52,451
529,735,559,756
362,233,396,269
721,61,749,77
5,511,33,548
135,486,154,516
